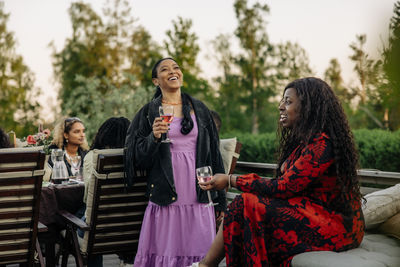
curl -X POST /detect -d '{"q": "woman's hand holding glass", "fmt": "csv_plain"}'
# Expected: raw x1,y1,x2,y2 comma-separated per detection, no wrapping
198,173,232,191
159,105,174,143
196,166,218,207
152,117,169,141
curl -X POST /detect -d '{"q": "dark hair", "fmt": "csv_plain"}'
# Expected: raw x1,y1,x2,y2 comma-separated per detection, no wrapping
210,110,222,133
64,117,83,134
0,128,12,148
91,117,130,150
276,77,361,205
151,57,194,135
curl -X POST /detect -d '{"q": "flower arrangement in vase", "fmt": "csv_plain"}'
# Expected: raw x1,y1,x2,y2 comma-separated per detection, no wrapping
23,124,53,154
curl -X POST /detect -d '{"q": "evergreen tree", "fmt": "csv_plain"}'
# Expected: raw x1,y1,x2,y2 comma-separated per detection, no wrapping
211,0,313,134
234,0,273,134
164,16,210,99
383,1,400,130
276,41,313,82
51,1,110,112
349,34,386,129
63,74,152,142
324,58,353,104
211,33,248,133
126,25,162,89
52,0,161,115
0,2,40,136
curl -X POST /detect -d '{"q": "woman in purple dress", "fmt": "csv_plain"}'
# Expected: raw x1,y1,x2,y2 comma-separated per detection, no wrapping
124,58,226,266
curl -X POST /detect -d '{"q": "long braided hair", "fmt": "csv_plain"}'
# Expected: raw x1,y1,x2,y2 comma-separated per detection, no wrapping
276,77,361,204
90,117,130,149
151,58,194,135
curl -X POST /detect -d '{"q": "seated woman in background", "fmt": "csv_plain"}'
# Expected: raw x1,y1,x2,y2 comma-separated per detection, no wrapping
0,128,12,148
82,116,130,203
79,116,130,267
196,77,365,267
48,117,89,178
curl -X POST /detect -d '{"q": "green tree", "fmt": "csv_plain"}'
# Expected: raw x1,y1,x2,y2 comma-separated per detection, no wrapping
324,58,356,106
52,0,161,115
210,33,248,133
383,1,400,130
125,25,162,89
211,1,313,134
233,0,275,134
0,2,40,136
349,34,386,129
51,1,110,112
164,16,210,99
324,58,362,129
275,41,313,82
62,74,152,142
349,35,383,105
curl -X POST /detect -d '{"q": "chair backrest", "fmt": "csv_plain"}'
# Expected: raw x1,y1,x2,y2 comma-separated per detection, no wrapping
82,148,147,257
0,147,45,266
220,138,242,175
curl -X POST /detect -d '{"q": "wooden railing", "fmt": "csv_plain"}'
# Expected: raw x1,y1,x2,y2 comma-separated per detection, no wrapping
226,161,400,201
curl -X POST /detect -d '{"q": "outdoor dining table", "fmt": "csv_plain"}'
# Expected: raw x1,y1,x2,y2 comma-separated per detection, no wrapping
38,181,85,267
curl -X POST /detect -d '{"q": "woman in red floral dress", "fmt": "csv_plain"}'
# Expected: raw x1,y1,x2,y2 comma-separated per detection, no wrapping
196,77,365,267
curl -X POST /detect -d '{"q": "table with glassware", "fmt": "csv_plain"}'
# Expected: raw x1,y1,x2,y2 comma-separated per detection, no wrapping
39,180,85,267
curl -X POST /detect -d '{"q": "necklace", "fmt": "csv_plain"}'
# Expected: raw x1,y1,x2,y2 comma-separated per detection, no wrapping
162,99,182,105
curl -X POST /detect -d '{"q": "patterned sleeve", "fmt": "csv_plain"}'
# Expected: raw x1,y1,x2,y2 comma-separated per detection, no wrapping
236,134,334,199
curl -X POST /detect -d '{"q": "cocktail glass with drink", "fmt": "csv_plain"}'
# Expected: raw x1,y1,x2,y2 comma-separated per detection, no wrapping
159,105,174,143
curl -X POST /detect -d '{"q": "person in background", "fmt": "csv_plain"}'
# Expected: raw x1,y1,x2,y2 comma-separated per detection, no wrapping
79,116,130,267
48,117,89,178
83,116,130,203
196,77,365,266
0,128,12,148
210,110,222,133
125,57,226,266
210,110,225,230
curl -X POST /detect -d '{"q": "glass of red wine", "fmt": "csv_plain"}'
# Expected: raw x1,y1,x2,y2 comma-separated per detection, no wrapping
159,105,174,143
196,166,218,207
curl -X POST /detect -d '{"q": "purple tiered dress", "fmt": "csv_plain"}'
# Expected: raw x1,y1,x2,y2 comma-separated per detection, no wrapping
134,114,216,267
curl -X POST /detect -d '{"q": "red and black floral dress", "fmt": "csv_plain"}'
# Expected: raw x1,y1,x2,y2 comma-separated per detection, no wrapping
223,133,365,267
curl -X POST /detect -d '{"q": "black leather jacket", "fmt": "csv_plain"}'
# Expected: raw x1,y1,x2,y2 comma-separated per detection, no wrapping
124,94,226,211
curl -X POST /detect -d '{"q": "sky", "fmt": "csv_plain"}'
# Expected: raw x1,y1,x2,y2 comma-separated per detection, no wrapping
4,0,397,121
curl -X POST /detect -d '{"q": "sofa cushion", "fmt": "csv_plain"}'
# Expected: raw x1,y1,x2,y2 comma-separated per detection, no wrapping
362,183,400,229
291,233,400,267
378,212,400,240
219,138,239,174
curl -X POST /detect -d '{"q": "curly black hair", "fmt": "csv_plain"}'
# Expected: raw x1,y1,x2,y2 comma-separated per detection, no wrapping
276,77,361,204
0,128,12,148
90,117,130,150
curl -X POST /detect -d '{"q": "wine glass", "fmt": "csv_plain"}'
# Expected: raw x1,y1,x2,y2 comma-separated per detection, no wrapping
70,155,81,179
196,166,218,207
159,105,174,143
50,149,57,164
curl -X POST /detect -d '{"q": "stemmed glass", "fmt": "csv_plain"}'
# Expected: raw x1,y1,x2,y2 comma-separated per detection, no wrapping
70,155,82,180
196,166,218,207
159,105,174,143
50,149,57,164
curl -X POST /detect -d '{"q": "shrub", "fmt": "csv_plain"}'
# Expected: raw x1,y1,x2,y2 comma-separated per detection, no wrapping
222,129,400,172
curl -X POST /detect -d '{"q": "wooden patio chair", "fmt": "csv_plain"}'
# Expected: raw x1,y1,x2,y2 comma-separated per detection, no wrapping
0,147,46,266
58,148,147,267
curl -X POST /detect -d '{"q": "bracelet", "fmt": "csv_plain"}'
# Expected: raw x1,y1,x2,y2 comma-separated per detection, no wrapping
228,174,232,189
